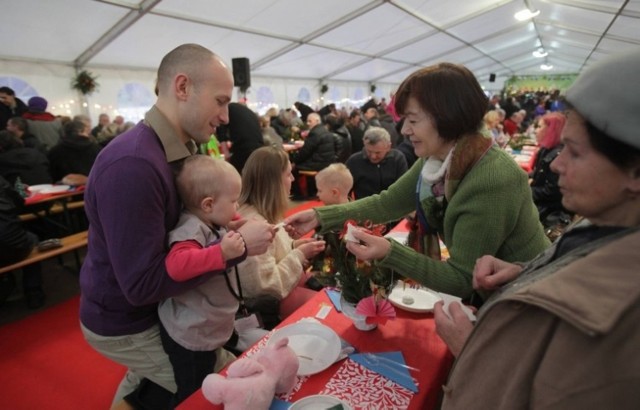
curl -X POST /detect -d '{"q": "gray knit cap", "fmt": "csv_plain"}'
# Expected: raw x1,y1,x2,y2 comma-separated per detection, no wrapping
566,50,640,150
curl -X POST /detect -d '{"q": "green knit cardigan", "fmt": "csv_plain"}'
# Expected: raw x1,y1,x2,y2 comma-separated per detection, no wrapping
315,147,550,298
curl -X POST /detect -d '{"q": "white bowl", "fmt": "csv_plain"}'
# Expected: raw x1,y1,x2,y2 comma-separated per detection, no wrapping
289,394,352,410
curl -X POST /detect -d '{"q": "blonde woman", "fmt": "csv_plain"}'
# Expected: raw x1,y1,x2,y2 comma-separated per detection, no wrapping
236,146,325,320
483,110,507,147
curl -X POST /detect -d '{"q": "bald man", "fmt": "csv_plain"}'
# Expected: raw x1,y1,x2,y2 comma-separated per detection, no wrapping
79,44,275,408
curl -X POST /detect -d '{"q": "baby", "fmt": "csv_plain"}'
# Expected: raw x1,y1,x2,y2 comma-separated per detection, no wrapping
157,155,247,406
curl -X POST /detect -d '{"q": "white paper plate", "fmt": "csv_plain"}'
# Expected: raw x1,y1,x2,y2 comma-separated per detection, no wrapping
267,322,340,376
388,283,442,313
40,185,71,194
289,394,352,410
28,184,53,193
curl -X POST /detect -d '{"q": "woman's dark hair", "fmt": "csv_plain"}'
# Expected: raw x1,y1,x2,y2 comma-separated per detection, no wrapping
394,62,488,141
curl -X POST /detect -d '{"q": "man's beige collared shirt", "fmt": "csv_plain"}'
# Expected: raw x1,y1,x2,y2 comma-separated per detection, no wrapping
144,105,197,163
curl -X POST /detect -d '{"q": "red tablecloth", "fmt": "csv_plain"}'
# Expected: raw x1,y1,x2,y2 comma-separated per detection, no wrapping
178,290,453,410
512,145,538,173
24,185,85,206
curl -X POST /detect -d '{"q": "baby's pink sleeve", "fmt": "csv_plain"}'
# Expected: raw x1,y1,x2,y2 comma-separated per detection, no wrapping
165,240,226,281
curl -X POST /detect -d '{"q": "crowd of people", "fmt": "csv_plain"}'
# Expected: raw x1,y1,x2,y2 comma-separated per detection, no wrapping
0,92,134,188
0,95,134,309
1,41,638,409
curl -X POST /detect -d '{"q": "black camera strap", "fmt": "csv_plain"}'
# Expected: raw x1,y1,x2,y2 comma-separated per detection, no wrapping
223,266,248,316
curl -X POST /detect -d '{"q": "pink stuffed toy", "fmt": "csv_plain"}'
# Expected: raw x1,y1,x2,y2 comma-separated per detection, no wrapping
202,337,299,410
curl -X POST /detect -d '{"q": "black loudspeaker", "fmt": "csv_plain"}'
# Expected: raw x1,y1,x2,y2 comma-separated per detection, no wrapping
231,57,251,89
489,73,496,83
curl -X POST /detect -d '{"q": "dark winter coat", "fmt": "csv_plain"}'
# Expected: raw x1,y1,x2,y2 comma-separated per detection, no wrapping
0,146,52,186
332,125,351,163
48,134,102,182
216,102,264,173
347,123,365,153
0,175,32,264
345,148,408,199
292,125,335,171
0,98,27,130
530,146,569,223
396,139,418,169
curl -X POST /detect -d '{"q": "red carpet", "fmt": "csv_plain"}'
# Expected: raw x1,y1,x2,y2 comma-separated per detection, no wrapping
0,200,321,408
0,296,126,409
286,200,322,216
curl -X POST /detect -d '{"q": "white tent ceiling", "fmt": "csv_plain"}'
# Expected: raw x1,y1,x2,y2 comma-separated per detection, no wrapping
2,0,639,89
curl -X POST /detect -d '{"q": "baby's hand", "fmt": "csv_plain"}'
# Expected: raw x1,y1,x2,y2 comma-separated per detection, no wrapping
221,231,245,261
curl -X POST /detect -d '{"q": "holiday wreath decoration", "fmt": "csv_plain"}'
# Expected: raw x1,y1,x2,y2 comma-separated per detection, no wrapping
72,70,99,95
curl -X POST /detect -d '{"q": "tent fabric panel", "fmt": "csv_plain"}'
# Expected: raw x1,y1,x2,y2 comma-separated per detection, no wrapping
396,0,511,28
311,3,436,55
330,59,412,81
384,32,466,64
152,0,372,39
89,13,293,69
253,45,366,79
1,0,128,63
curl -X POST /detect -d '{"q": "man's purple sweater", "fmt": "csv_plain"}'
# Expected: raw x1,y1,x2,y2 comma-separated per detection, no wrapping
79,119,210,336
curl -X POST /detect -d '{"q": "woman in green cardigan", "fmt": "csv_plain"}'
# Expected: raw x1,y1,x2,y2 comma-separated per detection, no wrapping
285,63,549,300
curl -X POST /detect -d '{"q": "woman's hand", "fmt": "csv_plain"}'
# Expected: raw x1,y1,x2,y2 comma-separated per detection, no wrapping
294,238,326,260
344,228,391,261
472,255,523,291
229,218,276,256
284,209,319,239
434,301,474,357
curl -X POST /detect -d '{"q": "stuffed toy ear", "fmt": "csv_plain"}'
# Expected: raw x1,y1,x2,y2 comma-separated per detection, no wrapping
201,373,227,405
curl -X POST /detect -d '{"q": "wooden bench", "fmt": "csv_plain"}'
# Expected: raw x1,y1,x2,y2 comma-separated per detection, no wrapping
297,170,318,198
0,231,88,275
19,200,85,222
20,200,87,235
19,201,84,222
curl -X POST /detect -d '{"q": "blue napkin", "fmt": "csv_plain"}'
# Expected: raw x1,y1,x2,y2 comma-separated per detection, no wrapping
349,351,418,393
269,398,290,409
325,289,342,312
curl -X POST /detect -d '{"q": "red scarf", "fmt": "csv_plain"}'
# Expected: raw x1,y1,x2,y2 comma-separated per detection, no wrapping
23,112,56,122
